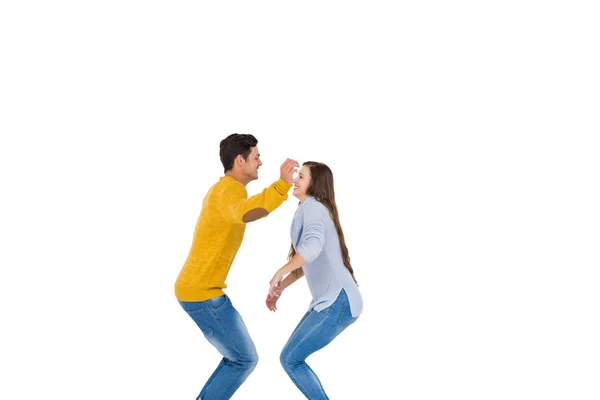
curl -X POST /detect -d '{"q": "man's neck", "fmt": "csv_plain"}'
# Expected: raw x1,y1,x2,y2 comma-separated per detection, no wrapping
225,170,250,186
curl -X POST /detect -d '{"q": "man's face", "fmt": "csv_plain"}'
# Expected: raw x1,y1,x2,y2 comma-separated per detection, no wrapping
242,146,262,181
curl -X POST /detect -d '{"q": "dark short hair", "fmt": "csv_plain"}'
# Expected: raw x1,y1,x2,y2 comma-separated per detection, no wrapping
219,133,258,173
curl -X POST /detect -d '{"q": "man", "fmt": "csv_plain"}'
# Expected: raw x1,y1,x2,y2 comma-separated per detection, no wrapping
175,133,298,400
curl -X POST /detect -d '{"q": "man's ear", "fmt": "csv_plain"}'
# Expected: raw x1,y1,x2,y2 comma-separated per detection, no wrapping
235,154,245,167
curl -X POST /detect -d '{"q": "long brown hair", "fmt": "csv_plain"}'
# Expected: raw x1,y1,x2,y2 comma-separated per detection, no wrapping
288,161,358,285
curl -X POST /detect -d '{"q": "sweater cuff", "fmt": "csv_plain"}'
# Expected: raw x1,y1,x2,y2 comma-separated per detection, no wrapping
273,178,292,195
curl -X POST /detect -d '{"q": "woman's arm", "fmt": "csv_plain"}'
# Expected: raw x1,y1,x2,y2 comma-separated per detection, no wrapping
269,253,307,293
278,266,305,290
266,262,305,312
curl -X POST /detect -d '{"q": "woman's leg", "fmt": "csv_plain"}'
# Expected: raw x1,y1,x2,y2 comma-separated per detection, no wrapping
280,290,357,399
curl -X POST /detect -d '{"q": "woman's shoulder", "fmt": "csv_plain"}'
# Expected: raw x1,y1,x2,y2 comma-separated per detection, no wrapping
302,197,328,215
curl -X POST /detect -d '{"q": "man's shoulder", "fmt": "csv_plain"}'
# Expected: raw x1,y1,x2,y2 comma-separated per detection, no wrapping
207,177,246,200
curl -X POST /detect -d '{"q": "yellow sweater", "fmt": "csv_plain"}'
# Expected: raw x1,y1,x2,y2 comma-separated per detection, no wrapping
175,176,292,302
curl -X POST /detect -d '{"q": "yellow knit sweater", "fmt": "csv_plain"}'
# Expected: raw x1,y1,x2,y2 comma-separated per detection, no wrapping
175,176,291,302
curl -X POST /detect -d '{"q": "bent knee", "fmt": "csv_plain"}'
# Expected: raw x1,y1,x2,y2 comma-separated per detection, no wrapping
241,353,259,370
279,349,296,370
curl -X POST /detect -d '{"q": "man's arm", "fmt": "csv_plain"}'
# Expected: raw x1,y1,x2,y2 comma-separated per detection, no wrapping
222,159,298,223
224,178,291,223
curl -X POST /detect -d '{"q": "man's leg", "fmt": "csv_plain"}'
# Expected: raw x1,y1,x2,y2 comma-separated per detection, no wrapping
180,295,258,400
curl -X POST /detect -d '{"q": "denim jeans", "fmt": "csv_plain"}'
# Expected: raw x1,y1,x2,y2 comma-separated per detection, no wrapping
179,295,258,400
280,289,358,400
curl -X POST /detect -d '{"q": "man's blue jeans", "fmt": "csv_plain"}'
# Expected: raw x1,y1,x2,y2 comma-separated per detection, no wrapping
280,289,359,400
179,295,258,400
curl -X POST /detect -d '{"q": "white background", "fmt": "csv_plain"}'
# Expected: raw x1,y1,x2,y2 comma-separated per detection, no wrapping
1,1,599,399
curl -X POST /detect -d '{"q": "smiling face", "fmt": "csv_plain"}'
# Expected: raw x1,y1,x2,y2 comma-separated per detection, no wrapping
292,164,311,202
241,146,262,182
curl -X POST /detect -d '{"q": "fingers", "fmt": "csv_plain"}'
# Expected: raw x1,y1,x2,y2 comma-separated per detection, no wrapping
280,158,300,184
282,158,299,170
266,291,281,312
266,295,277,311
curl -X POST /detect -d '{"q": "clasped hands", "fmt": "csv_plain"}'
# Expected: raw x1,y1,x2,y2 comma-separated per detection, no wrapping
266,270,285,312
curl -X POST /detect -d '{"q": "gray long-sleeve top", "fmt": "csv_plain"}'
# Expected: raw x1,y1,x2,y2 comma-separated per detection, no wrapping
291,196,363,317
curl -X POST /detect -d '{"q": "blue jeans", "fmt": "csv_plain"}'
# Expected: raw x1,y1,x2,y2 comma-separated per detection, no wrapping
280,289,358,400
179,295,258,400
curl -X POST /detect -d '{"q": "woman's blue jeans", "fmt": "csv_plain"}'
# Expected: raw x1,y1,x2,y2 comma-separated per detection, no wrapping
280,289,359,400
179,295,258,400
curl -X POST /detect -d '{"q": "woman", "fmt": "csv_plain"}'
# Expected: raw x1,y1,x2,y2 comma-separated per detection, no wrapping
267,161,363,400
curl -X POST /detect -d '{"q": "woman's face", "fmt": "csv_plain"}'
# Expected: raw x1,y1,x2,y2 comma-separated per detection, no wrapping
292,165,311,200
